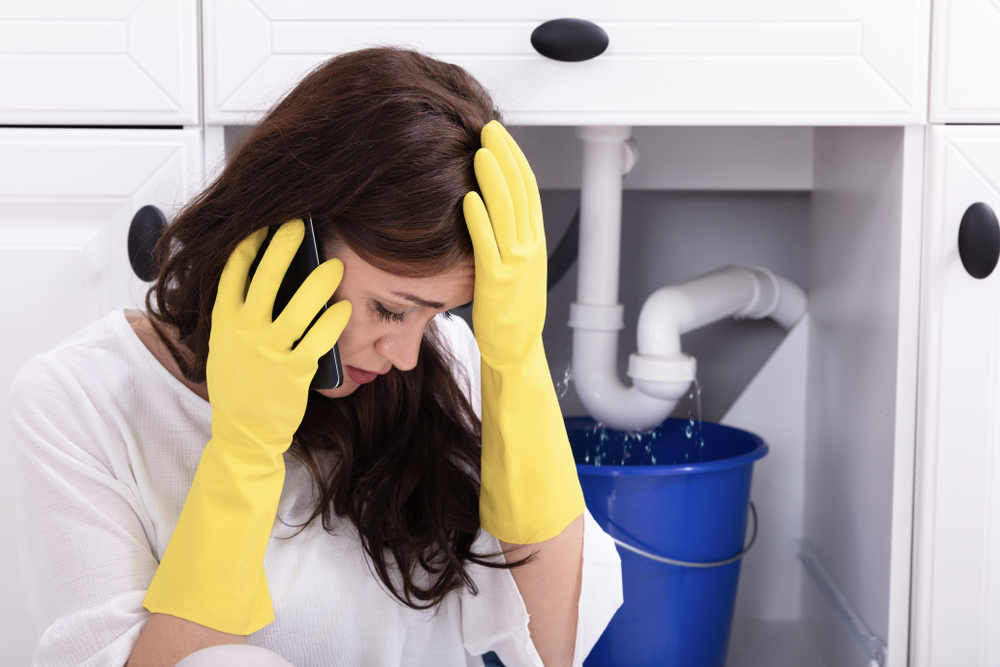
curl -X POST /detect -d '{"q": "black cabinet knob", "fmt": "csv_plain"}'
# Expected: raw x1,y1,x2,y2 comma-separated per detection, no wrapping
958,202,1000,279
531,18,608,62
128,205,167,282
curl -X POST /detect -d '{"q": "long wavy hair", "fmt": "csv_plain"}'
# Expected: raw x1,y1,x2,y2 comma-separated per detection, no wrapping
146,47,515,608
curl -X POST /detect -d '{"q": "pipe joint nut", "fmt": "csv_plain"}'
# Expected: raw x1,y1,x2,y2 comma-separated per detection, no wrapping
737,267,781,320
569,302,625,331
628,353,696,402
627,353,697,383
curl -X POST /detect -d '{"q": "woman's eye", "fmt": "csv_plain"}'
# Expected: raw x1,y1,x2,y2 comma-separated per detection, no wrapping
373,301,405,324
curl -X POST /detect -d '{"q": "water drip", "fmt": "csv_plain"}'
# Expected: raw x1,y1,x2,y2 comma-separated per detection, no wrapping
556,359,573,400
574,379,707,467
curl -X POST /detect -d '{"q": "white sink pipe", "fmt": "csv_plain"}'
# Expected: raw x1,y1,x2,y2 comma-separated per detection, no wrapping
569,126,808,432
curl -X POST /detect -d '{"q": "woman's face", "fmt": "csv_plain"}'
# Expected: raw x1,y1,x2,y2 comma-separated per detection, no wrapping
315,246,475,399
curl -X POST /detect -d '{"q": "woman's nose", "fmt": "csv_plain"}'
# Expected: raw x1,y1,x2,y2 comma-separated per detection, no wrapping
376,327,423,372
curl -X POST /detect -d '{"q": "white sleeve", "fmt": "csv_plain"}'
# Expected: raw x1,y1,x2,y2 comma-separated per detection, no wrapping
433,316,624,665
8,357,155,667
459,512,623,667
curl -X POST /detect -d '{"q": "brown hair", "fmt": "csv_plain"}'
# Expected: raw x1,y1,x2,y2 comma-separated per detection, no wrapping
147,47,513,608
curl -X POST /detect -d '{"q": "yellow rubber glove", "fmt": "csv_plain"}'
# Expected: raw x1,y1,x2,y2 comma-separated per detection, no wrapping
143,219,352,634
463,121,585,545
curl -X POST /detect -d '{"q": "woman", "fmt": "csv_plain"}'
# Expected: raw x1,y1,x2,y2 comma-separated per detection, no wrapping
8,48,621,667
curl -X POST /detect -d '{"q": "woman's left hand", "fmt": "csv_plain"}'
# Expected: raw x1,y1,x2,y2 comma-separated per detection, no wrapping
462,121,585,541
462,122,547,371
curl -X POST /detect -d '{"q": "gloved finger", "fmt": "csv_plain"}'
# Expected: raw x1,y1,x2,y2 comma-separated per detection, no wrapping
295,299,352,362
496,123,544,244
474,148,517,258
271,258,344,346
244,220,305,326
463,191,501,271
482,122,529,246
216,227,270,316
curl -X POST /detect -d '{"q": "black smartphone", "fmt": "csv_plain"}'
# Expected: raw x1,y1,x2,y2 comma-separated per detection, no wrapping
247,215,344,390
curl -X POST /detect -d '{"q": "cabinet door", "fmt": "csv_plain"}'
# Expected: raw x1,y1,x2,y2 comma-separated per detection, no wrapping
0,1,199,125
914,125,1000,666
0,128,202,661
205,0,929,126
930,0,1000,123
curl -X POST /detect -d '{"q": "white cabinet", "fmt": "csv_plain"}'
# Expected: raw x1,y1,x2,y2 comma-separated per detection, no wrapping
913,126,1000,666
930,0,1000,123
0,128,203,664
0,1,200,126
2,4,999,667
204,0,930,126
0,128,203,321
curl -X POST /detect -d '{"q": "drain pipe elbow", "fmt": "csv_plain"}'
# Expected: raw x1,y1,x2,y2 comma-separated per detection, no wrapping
633,267,807,359
627,266,807,409
570,303,679,432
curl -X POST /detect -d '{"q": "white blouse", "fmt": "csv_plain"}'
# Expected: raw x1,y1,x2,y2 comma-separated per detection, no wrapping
7,309,622,667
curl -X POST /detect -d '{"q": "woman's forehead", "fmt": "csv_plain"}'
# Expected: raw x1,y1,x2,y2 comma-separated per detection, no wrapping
337,247,473,302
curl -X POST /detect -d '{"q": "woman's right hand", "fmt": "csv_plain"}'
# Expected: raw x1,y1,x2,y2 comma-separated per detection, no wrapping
207,219,352,454
143,219,351,636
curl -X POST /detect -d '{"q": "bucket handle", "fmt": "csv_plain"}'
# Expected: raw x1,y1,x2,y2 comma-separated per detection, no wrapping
594,502,758,569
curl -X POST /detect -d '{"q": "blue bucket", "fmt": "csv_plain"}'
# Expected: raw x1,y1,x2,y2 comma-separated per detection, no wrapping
568,417,768,667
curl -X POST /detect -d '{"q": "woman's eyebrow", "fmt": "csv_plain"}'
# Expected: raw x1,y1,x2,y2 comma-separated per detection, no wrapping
388,291,446,309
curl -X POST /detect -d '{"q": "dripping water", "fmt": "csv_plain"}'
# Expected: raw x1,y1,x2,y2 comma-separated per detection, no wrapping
556,361,573,399
577,379,706,467
676,379,706,461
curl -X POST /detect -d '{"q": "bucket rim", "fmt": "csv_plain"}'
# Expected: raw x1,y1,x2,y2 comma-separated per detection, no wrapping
570,419,768,477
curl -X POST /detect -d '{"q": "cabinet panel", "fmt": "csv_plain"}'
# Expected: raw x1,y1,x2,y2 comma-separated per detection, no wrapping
914,126,1000,667
205,0,929,126
0,1,199,125
0,127,203,359
930,0,1000,123
804,127,924,667
0,128,202,660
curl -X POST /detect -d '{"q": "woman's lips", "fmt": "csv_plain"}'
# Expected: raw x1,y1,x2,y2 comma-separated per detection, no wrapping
345,365,379,385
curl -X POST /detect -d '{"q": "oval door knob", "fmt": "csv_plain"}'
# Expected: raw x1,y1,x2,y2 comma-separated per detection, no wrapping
128,204,167,282
531,18,608,62
958,202,1000,279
